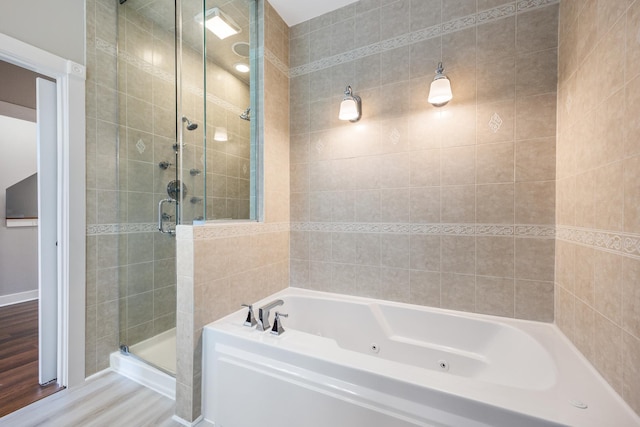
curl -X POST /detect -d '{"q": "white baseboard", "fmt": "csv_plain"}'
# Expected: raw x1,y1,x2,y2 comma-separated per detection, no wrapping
0,289,38,307
172,414,212,426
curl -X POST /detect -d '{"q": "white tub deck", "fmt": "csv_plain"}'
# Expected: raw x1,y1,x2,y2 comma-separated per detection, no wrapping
202,288,640,427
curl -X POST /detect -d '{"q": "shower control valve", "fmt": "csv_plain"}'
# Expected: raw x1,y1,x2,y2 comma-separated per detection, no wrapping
241,303,257,327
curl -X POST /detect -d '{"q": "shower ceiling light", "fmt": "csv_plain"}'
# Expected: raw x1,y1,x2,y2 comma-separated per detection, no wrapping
339,85,361,122
428,62,453,107
234,62,250,73
196,7,241,40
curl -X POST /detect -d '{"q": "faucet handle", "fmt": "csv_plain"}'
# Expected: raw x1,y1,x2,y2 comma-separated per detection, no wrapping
271,312,288,336
241,303,257,327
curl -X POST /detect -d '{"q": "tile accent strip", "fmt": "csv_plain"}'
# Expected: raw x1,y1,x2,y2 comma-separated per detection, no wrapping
264,48,290,77
288,0,559,78
88,221,290,237
557,226,640,260
290,222,555,238
87,223,161,235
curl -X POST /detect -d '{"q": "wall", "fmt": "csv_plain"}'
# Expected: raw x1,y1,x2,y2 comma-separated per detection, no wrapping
0,0,85,65
289,0,558,321
175,1,290,421
0,115,37,299
555,0,640,415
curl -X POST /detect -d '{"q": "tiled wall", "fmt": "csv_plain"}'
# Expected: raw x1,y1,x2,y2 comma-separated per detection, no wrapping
289,0,558,321
174,1,290,421
556,0,640,415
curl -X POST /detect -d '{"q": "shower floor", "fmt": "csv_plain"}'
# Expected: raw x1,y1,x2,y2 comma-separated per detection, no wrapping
110,328,176,400
129,328,176,375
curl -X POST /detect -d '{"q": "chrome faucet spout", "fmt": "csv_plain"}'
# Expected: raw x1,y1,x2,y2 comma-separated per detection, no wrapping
257,299,283,331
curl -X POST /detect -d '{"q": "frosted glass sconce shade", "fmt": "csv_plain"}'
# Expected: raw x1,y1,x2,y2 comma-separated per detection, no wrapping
428,62,453,107
339,85,361,122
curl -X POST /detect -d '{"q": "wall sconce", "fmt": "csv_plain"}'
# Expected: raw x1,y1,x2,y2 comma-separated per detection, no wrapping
214,127,228,142
195,7,241,40
338,85,362,122
428,62,453,107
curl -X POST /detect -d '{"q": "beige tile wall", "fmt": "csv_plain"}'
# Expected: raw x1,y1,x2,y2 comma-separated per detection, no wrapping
556,0,640,415
175,1,290,421
289,0,558,322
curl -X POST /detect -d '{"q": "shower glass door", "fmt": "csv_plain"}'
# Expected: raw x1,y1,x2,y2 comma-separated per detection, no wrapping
116,0,178,375
114,0,255,375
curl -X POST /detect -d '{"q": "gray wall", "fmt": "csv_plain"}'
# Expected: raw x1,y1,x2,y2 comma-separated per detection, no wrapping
0,0,85,65
289,0,558,322
0,115,38,298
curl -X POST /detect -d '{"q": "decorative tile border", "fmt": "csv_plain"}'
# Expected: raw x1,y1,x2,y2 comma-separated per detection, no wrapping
87,223,162,235
264,48,290,77
557,226,640,259
289,0,559,78
87,221,289,237
290,222,556,238
95,37,245,116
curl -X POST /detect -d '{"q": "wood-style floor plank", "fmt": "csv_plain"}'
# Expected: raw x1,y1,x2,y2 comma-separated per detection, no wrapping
0,300,64,418
0,371,182,427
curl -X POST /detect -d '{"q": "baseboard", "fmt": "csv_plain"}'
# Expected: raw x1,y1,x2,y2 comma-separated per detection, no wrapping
0,289,38,307
172,414,212,426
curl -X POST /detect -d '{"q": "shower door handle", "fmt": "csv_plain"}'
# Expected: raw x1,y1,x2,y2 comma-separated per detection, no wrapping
158,198,176,235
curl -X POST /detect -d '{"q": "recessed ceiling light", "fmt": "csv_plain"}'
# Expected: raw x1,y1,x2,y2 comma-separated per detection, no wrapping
234,63,250,73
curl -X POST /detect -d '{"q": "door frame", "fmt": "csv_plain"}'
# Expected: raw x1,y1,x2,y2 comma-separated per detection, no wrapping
0,32,86,388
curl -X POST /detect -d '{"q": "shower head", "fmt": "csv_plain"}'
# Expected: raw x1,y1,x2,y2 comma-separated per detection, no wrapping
182,116,198,130
239,107,250,121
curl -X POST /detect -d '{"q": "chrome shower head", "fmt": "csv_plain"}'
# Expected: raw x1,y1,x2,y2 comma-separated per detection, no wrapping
182,116,198,130
239,107,250,121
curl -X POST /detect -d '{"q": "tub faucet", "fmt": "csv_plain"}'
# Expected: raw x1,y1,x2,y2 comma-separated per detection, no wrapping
241,303,257,327
257,299,283,331
271,312,288,336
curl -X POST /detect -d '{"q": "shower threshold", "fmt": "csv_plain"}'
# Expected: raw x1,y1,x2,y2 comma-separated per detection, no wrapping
110,328,176,400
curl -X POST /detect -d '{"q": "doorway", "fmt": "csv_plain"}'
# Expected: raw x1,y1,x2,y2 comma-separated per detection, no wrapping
0,61,62,416
0,30,86,395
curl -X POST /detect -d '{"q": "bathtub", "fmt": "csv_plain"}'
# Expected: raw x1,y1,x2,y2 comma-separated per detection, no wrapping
202,289,640,427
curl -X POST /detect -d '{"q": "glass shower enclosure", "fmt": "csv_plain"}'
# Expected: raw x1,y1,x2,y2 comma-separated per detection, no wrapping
114,0,255,374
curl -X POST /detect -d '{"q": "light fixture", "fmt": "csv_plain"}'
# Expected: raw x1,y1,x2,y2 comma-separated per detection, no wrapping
339,85,361,122
195,7,241,40
214,126,228,142
428,62,453,107
234,62,250,73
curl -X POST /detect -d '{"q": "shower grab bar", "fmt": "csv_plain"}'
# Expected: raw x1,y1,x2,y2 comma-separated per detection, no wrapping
158,198,176,235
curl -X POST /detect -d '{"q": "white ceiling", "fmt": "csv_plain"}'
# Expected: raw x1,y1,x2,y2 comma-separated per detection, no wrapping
268,0,359,27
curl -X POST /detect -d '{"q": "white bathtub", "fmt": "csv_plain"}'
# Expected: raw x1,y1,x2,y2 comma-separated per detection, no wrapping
202,289,640,427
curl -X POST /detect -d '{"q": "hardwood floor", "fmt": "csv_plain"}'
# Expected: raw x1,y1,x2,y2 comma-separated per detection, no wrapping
0,371,182,426
0,300,64,418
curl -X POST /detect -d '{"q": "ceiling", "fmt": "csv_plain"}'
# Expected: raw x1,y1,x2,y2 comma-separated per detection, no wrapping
269,0,359,27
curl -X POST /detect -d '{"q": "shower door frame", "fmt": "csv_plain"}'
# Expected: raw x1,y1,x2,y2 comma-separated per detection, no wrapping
0,33,87,388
